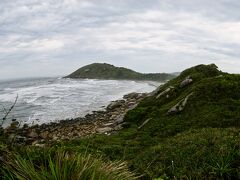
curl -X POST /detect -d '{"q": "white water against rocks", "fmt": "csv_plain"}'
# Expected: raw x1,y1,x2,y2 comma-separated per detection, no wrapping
0,77,159,127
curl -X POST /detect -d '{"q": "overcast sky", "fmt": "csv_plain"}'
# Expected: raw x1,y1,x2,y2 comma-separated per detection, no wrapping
0,0,240,79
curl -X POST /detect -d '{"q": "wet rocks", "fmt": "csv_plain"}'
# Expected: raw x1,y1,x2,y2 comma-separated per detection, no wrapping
123,92,146,100
3,91,145,146
107,100,125,110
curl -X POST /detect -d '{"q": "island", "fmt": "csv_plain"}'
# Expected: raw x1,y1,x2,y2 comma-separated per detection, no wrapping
65,63,176,81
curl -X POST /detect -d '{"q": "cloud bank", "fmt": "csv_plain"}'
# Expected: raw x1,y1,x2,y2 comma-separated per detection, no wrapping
0,0,240,79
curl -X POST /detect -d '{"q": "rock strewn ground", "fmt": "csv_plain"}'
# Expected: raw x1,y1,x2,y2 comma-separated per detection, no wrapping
4,92,147,146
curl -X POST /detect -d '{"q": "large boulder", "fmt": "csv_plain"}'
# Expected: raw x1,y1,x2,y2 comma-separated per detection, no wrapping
123,92,145,100
156,86,174,99
96,127,113,134
107,100,125,110
180,76,193,88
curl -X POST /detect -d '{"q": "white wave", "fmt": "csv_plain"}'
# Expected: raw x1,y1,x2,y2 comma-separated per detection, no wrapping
0,77,160,126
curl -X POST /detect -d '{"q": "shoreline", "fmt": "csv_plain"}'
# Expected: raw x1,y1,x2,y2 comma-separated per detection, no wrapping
3,92,149,146
0,78,161,128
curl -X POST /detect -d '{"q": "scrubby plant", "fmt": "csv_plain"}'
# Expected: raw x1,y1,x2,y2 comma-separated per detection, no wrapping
1,149,137,180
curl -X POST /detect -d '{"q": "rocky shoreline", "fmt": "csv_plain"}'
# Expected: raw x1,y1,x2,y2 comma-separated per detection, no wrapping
3,92,148,147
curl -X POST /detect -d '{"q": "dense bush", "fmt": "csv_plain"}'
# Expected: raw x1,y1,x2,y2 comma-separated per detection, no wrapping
1,149,137,180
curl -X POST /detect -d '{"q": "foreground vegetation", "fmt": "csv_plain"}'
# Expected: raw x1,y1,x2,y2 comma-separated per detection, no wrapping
1,64,240,179
65,63,175,81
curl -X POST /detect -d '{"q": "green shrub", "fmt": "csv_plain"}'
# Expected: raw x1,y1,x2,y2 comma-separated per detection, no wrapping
1,150,137,180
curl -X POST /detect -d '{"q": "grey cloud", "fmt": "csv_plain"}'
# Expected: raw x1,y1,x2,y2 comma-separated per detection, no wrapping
0,0,240,79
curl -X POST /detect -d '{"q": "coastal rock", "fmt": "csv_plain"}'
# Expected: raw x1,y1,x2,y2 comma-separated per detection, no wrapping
156,86,174,99
107,100,125,110
168,93,194,114
113,124,123,131
180,76,193,88
28,129,38,138
123,92,142,100
147,84,164,97
3,88,144,144
114,114,125,124
138,118,152,129
103,122,114,127
39,131,49,139
15,135,27,142
96,127,113,134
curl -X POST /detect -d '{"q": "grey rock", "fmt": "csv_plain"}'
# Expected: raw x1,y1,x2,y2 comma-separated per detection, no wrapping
168,93,194,114
96,127,113,134
14,135,27,144
156,86,174,99
103,122,114,127
138,118,152,129
123,92,140,99
34,143,45,148
28,130,38,138
148,84,164,96
180,76,193,88
107,100,125,110
39,131,49,139
115,114,125,124
113,124,123,131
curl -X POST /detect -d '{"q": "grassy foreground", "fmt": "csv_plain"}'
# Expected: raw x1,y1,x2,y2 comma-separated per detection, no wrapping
1,64,240,179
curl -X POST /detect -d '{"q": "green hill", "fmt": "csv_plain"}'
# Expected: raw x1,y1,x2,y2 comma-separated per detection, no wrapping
61,64,240,179
65,63,175,81
1,64,240,179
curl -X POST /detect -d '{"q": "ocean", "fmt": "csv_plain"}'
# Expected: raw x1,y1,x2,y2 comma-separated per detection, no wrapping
0,77,159,127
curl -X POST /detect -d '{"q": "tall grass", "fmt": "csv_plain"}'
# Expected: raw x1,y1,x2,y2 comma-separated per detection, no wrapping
1,150,137,180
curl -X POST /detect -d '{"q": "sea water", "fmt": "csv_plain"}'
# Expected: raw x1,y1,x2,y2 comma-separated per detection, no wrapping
0,77,160,127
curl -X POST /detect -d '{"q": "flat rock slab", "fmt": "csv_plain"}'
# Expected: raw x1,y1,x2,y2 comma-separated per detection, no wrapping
96,127,113,134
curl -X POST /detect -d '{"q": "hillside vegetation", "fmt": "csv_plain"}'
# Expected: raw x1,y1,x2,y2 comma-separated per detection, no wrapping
65,63,175,81
1,64,240,179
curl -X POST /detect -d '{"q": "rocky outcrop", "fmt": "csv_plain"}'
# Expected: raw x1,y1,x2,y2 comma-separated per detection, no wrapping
3,92,147,145
138,118,152,129
180,76,193,88
96,127,113,134
107,100,125,110
156,86,174,99
168,93,193,114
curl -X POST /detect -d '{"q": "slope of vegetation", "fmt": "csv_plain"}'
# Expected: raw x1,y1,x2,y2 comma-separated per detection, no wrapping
1,64,240,179
65,63,175,81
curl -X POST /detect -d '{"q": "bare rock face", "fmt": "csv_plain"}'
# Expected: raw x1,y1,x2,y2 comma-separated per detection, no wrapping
180,76,193,88
138,118,152,129
114,114,125,124
96,127,113,134
107,100,125,110
123,92,146,100
168,93,193,114
123,92,139,100
156,86,174,99
148,84,164,97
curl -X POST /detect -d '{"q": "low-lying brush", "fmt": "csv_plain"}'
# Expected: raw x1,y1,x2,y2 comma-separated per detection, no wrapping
1,149,137,180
